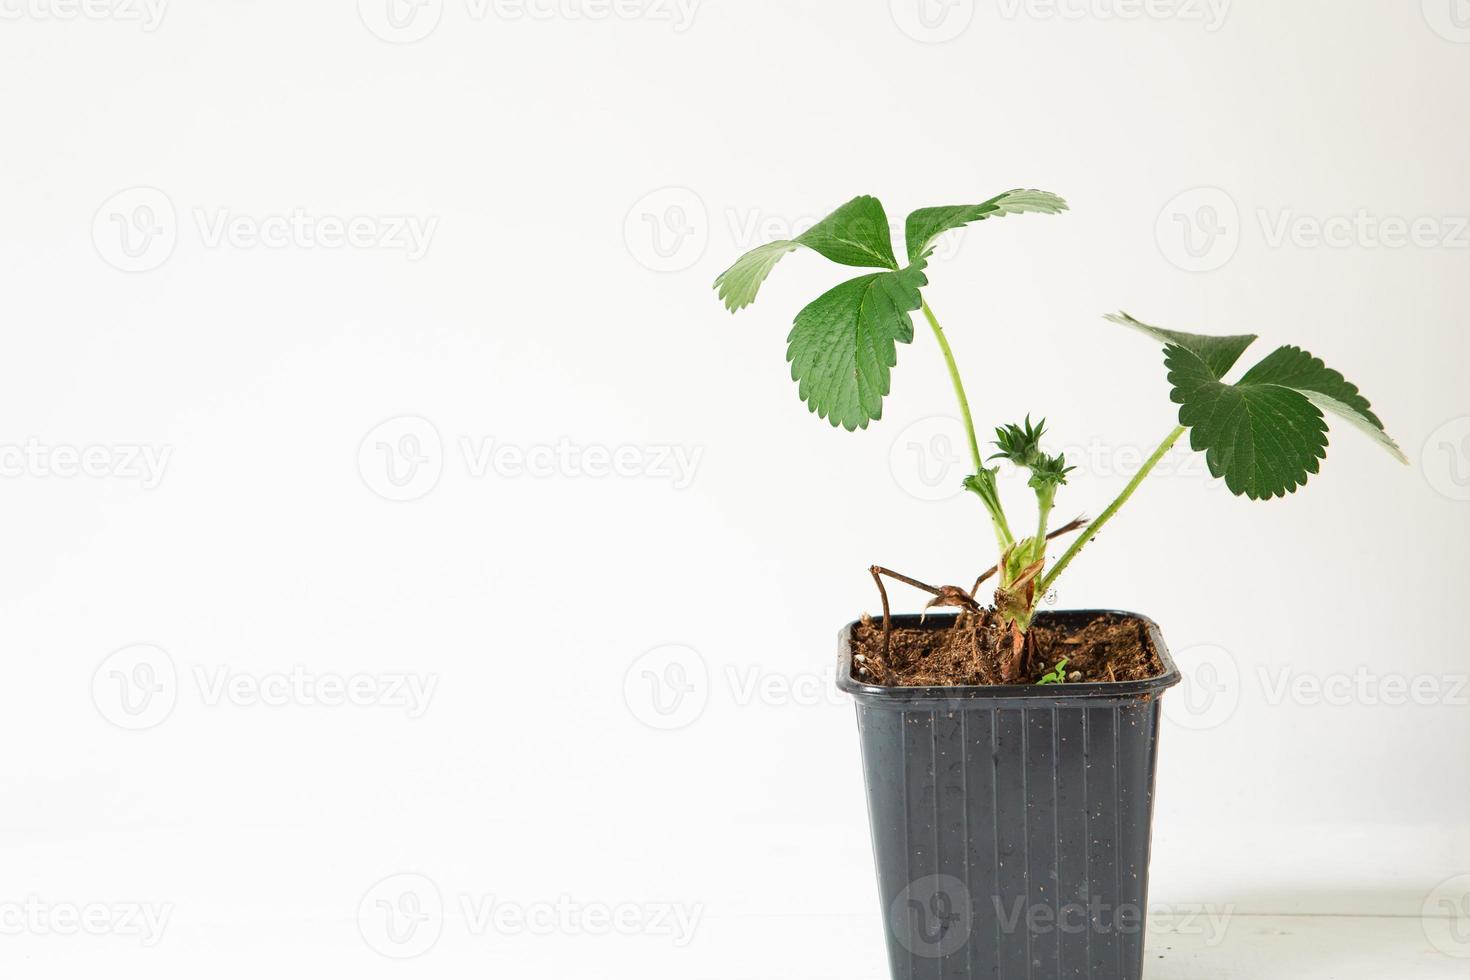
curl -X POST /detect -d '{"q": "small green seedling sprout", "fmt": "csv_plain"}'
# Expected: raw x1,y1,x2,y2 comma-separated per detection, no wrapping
715,191,1406,682
1037,659,1070,686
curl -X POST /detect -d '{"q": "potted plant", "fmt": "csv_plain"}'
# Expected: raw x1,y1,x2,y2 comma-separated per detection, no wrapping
713,190,1404,980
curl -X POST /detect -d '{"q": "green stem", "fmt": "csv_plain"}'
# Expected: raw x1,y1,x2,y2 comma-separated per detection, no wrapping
922,300,1014,550
1035,494,1053,553
921,301,982,472
1037,425,1187,596
986,489,1016,551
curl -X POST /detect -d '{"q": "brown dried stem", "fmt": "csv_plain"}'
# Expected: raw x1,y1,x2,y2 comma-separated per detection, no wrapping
868,565,891,659
869,565,985,659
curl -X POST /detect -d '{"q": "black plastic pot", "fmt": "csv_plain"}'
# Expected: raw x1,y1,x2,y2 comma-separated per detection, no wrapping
836,611,1180,980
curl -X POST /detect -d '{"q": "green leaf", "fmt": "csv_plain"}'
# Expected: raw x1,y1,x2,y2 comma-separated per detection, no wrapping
785,261,928,431
713,241,799,312
796,195,899,270
1166,345,1328,500
714,196,899,312
904,189,1068,263
1127,316,1406,497
1237,346,1407,463
1106,311,1258,378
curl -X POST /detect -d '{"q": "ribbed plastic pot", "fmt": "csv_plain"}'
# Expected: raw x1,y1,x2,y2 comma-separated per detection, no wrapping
836,610,1180,980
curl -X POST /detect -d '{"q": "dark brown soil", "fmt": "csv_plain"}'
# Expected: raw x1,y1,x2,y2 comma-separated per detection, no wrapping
850,611,1163,687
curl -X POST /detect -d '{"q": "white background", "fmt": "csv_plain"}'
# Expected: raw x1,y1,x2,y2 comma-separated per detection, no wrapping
1,1,1468,977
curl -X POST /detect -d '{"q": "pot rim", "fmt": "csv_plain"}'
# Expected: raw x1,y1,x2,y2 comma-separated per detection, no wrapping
836,608,1181,709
